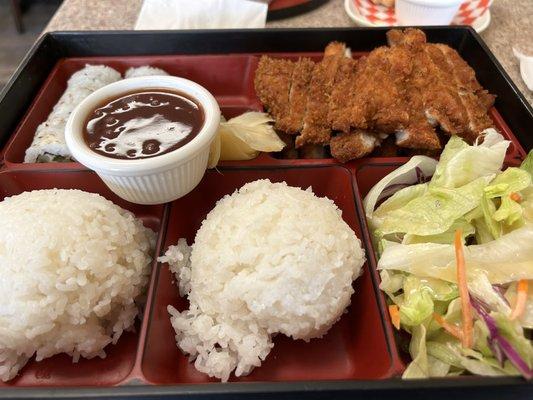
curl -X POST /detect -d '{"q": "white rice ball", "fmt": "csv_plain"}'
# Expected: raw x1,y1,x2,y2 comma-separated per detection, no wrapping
124,66,169,79
161,179,365,381
0,189,155,382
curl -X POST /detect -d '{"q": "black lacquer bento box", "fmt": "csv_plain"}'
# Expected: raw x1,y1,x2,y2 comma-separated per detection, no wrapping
0,27,531,400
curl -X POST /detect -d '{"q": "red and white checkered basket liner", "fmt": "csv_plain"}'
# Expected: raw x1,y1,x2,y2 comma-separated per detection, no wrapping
353,0,492,26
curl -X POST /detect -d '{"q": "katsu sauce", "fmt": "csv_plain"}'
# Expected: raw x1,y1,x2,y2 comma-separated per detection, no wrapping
83,89,204,159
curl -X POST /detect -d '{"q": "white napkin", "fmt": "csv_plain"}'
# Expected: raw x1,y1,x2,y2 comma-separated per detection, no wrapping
135,0,269,30
513,48,533,92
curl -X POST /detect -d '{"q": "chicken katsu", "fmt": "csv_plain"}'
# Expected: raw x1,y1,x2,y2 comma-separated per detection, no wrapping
254,28,495,162
298,42,347,147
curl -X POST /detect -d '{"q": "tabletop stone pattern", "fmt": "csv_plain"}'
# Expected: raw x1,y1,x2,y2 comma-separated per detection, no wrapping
45,0,532,106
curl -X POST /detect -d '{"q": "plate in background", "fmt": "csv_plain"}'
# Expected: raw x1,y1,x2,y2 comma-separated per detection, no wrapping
344,0,491,33
268,0,328,20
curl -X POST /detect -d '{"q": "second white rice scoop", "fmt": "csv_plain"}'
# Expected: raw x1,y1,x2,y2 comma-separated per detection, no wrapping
160,179,366,381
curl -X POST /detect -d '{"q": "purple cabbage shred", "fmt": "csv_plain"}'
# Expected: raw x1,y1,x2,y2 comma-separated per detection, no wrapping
470,295,533,380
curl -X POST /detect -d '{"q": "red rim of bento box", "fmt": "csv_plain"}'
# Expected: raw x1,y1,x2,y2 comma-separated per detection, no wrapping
1,52,525,170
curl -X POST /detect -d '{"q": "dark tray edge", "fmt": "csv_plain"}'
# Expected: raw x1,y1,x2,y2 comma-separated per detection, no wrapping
1,377,530,400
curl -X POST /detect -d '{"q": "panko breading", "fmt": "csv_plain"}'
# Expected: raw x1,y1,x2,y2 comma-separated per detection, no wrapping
254,56,294,132
285,58,315,134
347,45,412,135
328,57,359,133
330,131,380,163
253,28,495,162
299,42,347,147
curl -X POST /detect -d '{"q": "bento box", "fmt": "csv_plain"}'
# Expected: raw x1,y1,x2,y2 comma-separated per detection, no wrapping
0,27,531,399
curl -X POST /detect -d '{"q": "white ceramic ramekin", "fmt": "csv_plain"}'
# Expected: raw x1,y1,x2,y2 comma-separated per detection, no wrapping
65,76,220,205
395,0,463,26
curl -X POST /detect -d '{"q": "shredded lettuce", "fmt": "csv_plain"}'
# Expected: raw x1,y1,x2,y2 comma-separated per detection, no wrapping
429,130,509,189
402,325,449,378
365,132,533,379
442,343,517,376
479,194,502,240
399,276,435,326
378,225,533,284
364,156,438,220
520,150,533,177
375,184,429,218
379,270,405,303
368,133,511,238
523,187,533,223
379,177,491,236
468,271,512,315
492,313,533,369
472,217,497,245
484,167,531,198
471,298,533,378
476,167,532,234
494,196,523,226
403,218,475,245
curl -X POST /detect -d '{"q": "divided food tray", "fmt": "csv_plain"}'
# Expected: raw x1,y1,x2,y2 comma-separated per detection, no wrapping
0,28,531,399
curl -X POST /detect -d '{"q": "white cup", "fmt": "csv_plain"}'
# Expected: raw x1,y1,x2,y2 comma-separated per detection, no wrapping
65,76,220,205
395,0,464,26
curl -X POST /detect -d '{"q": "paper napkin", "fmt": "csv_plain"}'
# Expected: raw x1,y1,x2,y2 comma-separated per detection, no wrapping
135,0,269,30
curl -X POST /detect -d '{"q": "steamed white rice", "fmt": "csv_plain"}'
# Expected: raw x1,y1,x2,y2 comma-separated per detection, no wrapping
24,64,121,163
0,189,155,381
160,179,365,381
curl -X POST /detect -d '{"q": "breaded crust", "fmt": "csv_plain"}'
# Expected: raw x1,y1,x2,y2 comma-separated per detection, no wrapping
254,56,295,131
387,28,426,48
328,57,359,133
330,131,379,163
283,58,315,134
298,42,346,147
254,29,495,162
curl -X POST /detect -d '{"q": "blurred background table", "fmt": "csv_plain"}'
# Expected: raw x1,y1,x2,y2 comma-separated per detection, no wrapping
2,0,532,105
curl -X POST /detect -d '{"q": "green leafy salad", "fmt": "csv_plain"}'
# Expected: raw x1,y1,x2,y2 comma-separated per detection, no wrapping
364,129,533,379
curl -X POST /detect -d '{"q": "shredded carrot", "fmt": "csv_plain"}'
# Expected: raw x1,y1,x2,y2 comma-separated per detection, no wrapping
455,229,473,348
388,305,401,330
433,313,463,340
510,279,529,320
510,192,522,203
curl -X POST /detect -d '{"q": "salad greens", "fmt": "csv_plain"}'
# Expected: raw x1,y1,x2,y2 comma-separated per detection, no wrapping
364,129,533,379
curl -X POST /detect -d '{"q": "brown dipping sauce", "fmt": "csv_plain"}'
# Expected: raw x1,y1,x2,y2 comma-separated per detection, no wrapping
83,89,204,159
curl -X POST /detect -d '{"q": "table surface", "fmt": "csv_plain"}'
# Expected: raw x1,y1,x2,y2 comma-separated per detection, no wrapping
44,0,532,106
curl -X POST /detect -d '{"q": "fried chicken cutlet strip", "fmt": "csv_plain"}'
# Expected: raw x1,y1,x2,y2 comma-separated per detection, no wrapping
387,29,494,143
284,58,315,134
435,44,495,142
413,43,494,142
330,131,379,163
387,27,426,47
328,57,359,133
297,42,346,147
417,44,471,136
363,46,415,135
329,40,418,145
254,56,294,131
385,29,446,150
